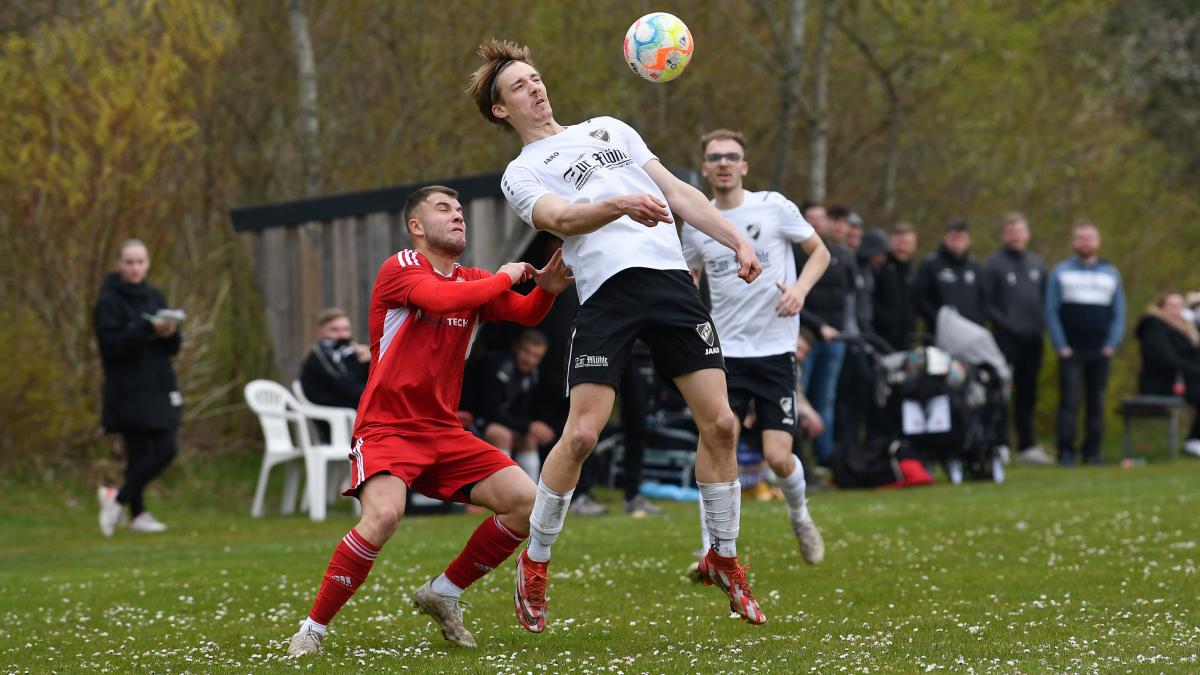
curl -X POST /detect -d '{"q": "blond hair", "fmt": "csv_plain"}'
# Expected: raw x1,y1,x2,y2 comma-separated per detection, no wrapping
316,308,347,328
699,129,747,158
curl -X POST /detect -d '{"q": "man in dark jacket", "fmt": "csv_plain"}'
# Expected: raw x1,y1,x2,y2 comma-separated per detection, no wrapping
914,218,988,332
94,239,182,537
1045,222,1126,465
983,213,1052,465
873,223,918,351
298,308,371,443
470,330,556,480
835,228,890,446
794,203,856,464
1135,293,1200,458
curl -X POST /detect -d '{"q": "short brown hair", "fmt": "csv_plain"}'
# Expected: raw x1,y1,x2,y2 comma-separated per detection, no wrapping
467,39,534,128
1002,211,1027,229
403,185,459,230
891,222,915,236
517,329,548,348
699,129,747,158
316,308,347,328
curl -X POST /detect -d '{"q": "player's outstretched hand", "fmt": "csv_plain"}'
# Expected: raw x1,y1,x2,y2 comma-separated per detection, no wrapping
534,248,575,295
616,194,673,228
498,261,534,285
774,282,806,317
736,243,762,284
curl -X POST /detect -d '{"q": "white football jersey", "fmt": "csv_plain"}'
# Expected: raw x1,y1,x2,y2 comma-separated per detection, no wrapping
681,190,815,358
501,116,688,303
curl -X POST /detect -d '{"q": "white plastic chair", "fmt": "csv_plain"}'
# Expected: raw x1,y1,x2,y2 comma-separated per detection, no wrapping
291,380,359,517
245,379,353,521
244,380,305,517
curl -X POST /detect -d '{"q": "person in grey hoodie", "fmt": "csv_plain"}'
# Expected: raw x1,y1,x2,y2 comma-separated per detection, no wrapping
1045,222,1126,466
983,213,1052,465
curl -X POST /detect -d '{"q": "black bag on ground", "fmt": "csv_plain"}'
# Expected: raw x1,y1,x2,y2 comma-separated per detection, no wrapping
830,438,904,489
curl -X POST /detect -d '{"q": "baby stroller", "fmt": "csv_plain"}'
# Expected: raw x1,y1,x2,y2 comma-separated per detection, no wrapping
869,308,1009,484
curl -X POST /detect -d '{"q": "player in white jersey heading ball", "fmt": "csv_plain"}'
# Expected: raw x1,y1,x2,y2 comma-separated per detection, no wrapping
468,39,767,629
681,129,830,570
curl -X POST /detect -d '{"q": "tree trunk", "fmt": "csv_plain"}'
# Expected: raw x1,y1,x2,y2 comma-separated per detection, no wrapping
770,0,808,190
882,105,902,222
809,0,838,202
287,0,321,196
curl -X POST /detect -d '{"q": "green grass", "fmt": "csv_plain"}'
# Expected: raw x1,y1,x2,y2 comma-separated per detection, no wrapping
1,463,1198,673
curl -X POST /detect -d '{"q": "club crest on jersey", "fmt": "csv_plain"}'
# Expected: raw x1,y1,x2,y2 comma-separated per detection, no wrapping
780,396,794,416
696,322,715,347
589,128,610,142
746,223,761,240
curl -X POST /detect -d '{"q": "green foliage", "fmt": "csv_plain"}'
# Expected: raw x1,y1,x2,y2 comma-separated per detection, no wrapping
1,0,1197,468
1,466,1197,670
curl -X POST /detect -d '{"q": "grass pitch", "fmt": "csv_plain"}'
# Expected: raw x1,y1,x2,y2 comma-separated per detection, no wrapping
1,462,1197,673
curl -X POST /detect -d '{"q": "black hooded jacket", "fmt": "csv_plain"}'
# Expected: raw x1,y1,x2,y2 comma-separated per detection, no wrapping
94,272,182,432
983,247,1047,340
299,339,369,409
1135,308,1200,401
913,244,988,330
795,239,855,331
873,253,917,351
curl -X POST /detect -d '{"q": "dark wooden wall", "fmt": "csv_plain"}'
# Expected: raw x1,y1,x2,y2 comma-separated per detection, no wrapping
243,194,533,381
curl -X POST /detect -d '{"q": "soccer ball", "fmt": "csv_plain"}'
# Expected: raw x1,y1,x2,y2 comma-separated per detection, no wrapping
623,13,694,83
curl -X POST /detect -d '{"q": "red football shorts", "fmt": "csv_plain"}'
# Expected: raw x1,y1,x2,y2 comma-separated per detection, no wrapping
343,426,518,503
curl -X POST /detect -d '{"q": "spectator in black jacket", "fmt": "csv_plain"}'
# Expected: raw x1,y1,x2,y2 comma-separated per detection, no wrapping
472,330,556,480
983,213,1052,465
835,228,890,446
914,217,988,332
298,308,371,443
94,239,182,537
873,222,919,351
1135,293,1200,459
794,203,856,464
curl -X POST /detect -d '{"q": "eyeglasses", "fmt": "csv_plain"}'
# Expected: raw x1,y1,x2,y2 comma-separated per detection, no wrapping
704,152,743,164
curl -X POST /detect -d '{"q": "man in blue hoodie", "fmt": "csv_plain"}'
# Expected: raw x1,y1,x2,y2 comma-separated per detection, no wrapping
1045,222,1126,465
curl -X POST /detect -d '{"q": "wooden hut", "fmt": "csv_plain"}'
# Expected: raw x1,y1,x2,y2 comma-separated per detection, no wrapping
230,172,531,379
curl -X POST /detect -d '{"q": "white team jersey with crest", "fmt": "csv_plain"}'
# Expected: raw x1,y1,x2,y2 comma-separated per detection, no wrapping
501,116,688,303
681,189,815,358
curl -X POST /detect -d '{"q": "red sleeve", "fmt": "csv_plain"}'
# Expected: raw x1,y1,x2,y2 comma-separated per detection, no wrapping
375,258,511,313
482,286,556,326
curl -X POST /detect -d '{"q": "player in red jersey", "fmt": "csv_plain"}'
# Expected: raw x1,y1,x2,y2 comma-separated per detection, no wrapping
286,185,573,656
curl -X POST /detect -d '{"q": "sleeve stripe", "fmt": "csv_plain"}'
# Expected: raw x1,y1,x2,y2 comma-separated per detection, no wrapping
397,250,420,267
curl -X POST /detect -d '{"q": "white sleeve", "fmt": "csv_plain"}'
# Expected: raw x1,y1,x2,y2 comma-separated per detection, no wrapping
680,224,705,270
606,117,658,167
773,194,815,243
501,163,550,228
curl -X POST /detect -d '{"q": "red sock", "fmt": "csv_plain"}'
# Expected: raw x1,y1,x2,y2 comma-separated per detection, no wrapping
443,515,526,590
308,528,381,625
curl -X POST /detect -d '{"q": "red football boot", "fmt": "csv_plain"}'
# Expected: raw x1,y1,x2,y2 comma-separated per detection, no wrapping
514,550,549,633
696,549,767,625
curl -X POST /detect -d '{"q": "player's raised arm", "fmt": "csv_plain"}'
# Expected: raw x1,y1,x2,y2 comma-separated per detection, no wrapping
530,192,672,237
408,263,532,314
642,159,762,283
486,249,574,326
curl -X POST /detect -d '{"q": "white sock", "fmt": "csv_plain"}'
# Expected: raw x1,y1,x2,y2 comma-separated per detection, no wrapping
301,617,327,636
515,449,541,483
779,456,811,522
697,480,740,558
430,573,463,599
527,479,573,563
697,492,711,552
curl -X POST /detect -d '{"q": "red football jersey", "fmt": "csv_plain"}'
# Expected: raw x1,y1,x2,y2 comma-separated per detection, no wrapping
354,250,514,436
